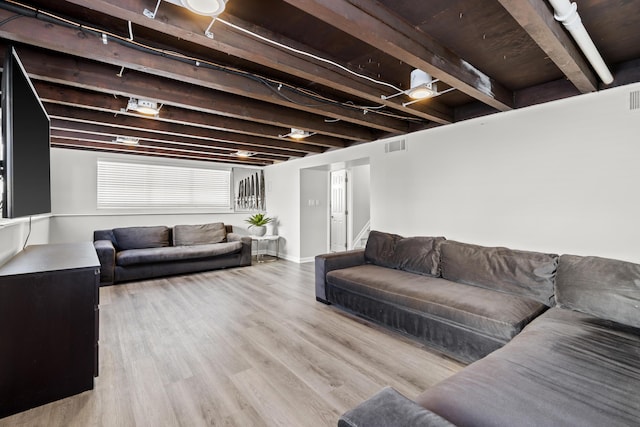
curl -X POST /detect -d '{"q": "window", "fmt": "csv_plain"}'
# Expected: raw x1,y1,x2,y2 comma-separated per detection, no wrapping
97,160,231,210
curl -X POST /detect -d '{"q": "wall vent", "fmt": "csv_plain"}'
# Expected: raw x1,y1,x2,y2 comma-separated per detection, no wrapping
631,90,640,111
384,139,407,153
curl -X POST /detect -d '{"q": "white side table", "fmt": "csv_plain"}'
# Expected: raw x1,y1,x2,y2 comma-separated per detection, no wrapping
251,235,280,263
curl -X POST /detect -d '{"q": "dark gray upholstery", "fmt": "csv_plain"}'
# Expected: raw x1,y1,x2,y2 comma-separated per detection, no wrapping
93,240,115,285
116,242,243,266
416,308,640,427
440,240,558,306
173,222,227,246
333,241,640,427
556,254,640,328
365,230,445,276
327,264,547,362
328,265,546,341
113,226,170,250
339,387,455,427
315,249,365,303
94,224,251,285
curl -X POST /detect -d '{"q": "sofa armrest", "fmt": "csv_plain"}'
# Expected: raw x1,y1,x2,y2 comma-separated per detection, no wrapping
227,233,252,266
94,239,116,286
339,387,455,427
315,249,365,304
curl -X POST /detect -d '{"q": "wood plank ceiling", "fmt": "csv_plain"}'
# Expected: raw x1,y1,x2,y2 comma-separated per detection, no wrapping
0,0,638,166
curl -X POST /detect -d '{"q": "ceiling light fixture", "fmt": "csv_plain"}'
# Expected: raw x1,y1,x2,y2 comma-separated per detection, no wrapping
407,69,436,100
180,0,227,16
144,0,229,38
126,97,162,116
380,69,455,107
113,136,140,145
233,150,255,158
279,128,316,140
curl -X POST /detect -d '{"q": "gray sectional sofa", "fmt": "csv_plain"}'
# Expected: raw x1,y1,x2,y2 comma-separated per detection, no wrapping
318,231,640,427
94,222,251,286
316,231,558,363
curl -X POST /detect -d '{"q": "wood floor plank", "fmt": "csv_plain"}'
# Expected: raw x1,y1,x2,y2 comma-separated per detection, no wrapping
0,261,464,426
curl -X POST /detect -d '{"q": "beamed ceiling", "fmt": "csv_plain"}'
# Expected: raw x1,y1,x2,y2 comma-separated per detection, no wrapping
0,0,639,166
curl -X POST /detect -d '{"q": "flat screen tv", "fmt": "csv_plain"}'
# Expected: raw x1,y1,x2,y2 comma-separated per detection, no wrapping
1,46,51,219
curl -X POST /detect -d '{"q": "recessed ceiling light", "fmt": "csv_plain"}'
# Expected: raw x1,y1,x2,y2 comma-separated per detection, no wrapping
279,128,315,139
127,97,161,116
406,69,436,100
180,0,227,16
113,136,140,145
234,150,254,158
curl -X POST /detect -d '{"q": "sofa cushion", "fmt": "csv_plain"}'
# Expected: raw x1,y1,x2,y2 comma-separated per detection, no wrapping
364,230,445,277
416,307,640,427
113,226,170,250
116,241,243,266
327,264,547,341
339,387,455,427
556,254,640,329
173,222,227,246
440,240,558,306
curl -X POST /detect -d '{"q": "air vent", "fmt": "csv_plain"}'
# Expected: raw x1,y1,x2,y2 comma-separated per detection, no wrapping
384,139,407,153
630,90,640,111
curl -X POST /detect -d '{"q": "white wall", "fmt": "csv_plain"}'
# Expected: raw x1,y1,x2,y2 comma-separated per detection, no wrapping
265,82,640,263
350,164,370,244
49,149,259,243
300,169,329,261
0,216,50,266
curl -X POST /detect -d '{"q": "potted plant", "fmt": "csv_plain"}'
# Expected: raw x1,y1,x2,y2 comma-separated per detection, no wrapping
245,213,273,237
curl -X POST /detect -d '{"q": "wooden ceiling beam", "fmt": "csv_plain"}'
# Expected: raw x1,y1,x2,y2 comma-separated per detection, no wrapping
37,84,327,153
281,0,514,111
35,81,335,145
0,7,410,134
46,105,319,157
51,130,283,162
51,138,272,165
63,0,453,124
496,0,598,93
0,44,371,143
50,126,295,162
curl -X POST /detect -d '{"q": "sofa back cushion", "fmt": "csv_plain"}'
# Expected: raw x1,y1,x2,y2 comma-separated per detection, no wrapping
94,229,116,245
173,222,227,246
113,226,171,250
364,230,444,277
440,241,558,306
556,254,640,328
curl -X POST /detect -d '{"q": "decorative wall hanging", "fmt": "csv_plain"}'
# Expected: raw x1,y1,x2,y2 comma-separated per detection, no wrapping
234,168,266,212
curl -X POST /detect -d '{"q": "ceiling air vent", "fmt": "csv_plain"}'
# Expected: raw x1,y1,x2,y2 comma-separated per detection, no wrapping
384,139,407,153
630,90,640,111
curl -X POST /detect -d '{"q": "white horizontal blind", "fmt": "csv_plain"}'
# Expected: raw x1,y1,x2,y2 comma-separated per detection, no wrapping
97,160,230,209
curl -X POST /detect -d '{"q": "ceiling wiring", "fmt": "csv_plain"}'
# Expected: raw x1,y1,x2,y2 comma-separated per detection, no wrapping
0,0,425,124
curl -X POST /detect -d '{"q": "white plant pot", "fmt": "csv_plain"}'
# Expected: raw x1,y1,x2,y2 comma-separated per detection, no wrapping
250,226,267,236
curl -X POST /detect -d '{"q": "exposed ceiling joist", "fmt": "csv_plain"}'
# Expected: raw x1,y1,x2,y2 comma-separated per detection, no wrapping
51,138,272,165
497,0,598,93
0,43,370,143
46,105,323,156
281,0,514,111
63,0,453,125
50,129,285,162
0,6,413,135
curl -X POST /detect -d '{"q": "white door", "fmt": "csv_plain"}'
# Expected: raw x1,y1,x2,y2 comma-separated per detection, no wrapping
330,170,348,252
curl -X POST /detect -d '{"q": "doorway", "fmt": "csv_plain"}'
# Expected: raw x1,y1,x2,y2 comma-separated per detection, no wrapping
330,169,347,252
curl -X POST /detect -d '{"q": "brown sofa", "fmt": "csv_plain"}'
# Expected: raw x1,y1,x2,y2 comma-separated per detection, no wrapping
93,222,251,286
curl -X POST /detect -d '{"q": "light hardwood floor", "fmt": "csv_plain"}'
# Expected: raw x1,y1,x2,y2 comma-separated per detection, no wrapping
1,261,464,427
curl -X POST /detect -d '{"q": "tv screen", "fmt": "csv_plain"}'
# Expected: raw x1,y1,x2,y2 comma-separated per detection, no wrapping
1,46,51,219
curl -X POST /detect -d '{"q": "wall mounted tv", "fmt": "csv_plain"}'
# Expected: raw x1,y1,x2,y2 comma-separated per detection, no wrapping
1,46,51,219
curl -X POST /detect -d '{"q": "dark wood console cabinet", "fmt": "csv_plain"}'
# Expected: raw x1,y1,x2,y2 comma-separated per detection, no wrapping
0,242,100,419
